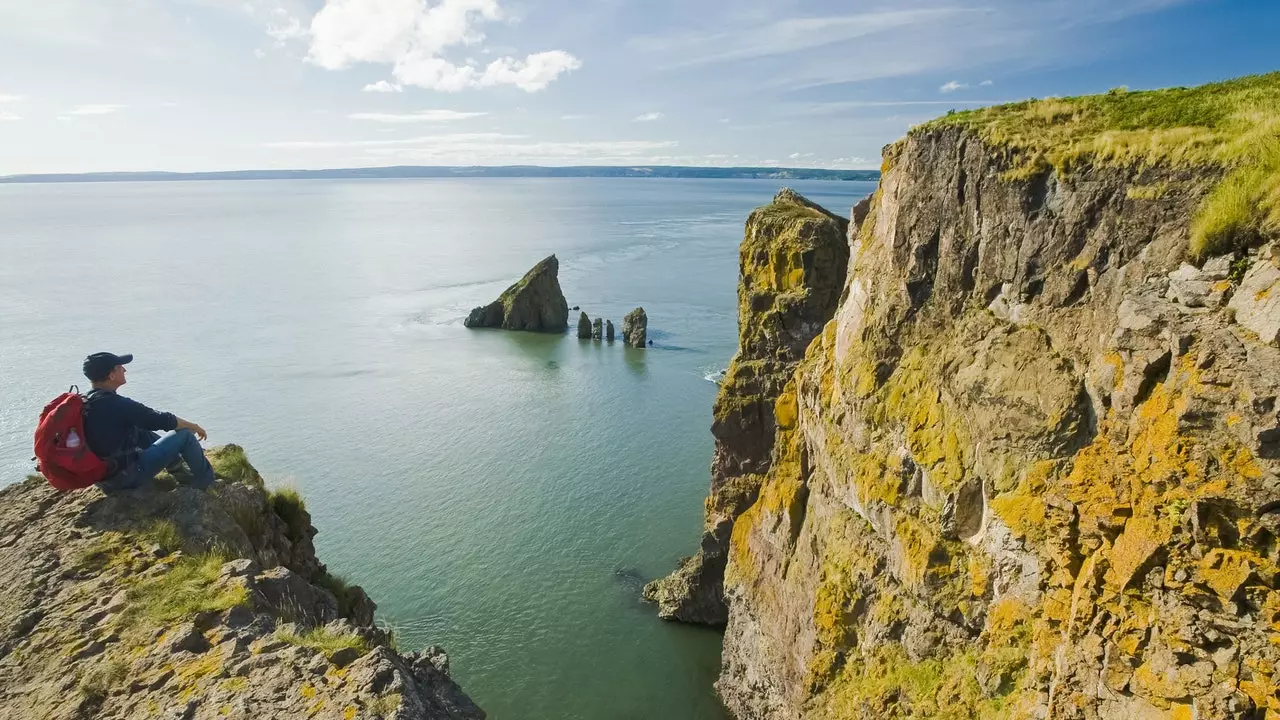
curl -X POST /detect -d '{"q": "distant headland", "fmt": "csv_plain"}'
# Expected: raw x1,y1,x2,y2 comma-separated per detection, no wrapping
0,165,880,185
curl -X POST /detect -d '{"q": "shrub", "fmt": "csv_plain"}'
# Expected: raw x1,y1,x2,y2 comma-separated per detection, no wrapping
314,571,360,618
268,486,309,543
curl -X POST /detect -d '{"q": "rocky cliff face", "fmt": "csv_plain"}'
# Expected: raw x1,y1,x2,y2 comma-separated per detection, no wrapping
644,189,850,624
465,255,568,333
717,75,1280,719
0,447,482,720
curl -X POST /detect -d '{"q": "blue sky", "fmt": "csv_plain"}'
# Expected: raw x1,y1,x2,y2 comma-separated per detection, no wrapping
0,0,1276,174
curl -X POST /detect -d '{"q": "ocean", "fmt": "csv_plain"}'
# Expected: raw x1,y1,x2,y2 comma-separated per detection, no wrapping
0,177,875,718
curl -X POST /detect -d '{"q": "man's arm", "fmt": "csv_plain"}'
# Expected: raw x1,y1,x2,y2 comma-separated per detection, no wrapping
119,397,206,441
174,418,207,441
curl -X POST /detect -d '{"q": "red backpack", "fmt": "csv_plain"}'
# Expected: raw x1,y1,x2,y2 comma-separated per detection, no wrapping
33,387,110,491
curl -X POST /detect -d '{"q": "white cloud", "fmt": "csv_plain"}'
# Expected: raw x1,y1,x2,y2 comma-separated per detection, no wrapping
633,112,664,122
939,80,969,93
788,152,814,159
348,110,487,122
979,79,994,86
305,0,581,92
560,114,587,120
0,111,20,121
69,104,125,115
0,94,25,103
363,80,403,92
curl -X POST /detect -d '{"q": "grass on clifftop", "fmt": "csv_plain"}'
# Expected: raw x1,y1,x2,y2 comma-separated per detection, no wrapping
920,72,1280,260
124,550,248,625
275,624,371,656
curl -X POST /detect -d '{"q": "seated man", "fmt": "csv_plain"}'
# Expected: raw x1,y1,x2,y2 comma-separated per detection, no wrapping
81,352,215,492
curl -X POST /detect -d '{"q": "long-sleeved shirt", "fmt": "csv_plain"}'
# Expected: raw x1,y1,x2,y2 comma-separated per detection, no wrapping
83,389,178,459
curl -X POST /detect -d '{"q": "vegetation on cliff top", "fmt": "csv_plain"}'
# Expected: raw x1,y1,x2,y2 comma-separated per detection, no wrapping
920,71,1280,261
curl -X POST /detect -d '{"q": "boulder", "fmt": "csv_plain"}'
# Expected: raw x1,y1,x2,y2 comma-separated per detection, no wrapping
577,311,591,339
591,317,604,340
606,320,616,342
1227,247,1280,345
622,307,648,347
464,254,569,333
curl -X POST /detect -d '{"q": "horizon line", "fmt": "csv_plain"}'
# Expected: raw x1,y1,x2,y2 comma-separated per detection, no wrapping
0,163,883,184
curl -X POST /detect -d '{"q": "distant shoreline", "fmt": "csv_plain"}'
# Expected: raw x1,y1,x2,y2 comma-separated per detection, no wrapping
0,165,880,185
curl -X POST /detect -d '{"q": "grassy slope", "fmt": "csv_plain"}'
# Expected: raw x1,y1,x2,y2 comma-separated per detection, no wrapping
917,72,1280,260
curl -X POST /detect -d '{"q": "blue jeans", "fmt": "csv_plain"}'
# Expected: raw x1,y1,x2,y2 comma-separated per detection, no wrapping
98,429,215,493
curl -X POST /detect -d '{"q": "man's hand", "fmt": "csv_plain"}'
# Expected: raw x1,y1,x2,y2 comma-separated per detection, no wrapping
176,418,208,441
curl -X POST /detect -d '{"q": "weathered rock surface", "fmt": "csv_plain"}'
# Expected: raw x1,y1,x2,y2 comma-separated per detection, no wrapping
576,312,591,339
643,189,850,624
606,320,615,343
591,318,604,341
622,308,648,348
1228,253,1280,345
464,255,568,333
0,447,482,720
715,112,1280,717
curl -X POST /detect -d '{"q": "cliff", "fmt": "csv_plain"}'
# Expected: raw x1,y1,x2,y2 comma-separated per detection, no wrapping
0,447,482,720
716,73,1280,718
645,189,850,623
465,255,569,333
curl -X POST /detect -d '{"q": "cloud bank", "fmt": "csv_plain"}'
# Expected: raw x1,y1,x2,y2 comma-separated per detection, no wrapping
306,0,581,92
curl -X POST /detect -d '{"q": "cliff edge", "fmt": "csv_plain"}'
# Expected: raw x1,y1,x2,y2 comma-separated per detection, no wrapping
717,73,1280,718
0,447,482,720
644,189,850,624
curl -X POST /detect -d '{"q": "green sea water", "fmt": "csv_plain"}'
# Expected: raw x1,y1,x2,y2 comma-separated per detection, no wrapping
0,177,874,718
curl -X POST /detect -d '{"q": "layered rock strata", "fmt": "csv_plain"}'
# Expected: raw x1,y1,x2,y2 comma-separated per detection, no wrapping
464,255,569,333
716,75,1280,719
622,308,649,348
644,189,851,624
0,447,482,720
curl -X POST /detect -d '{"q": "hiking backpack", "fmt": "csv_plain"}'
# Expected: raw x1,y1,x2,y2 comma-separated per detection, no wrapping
33,387,109,491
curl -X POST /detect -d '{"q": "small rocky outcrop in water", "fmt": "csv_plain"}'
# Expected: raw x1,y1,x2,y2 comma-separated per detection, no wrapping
643,188,851,624
621,308,648,348
0,446,483,719
591,318,603,340
576,311,591,339
464,255,568,333
605,320,615,342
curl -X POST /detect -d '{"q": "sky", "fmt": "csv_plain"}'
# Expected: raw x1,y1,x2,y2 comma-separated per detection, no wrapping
0,0,1276,174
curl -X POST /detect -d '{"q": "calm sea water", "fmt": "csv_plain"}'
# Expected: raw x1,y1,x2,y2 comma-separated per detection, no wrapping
0,177,874,719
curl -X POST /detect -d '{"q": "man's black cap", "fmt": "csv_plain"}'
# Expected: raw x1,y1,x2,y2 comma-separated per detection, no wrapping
83,352,133,382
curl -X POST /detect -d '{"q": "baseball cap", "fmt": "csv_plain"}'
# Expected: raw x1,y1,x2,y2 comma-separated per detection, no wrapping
83,352,133,382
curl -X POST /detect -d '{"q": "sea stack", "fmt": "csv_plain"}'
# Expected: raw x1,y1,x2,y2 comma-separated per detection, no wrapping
622,308,648,347
577,311,592,339
643,188,849,624
591,317,604,340
606,320,616,342
464,254,569,333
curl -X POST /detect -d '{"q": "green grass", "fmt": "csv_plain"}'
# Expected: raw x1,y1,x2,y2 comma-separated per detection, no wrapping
314,571,360,619
208,445,263,486
366,693,402,718
140,519,183,554
275,625,371,657
920,72,1280,260
123,551,248,625
267,486,309,543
